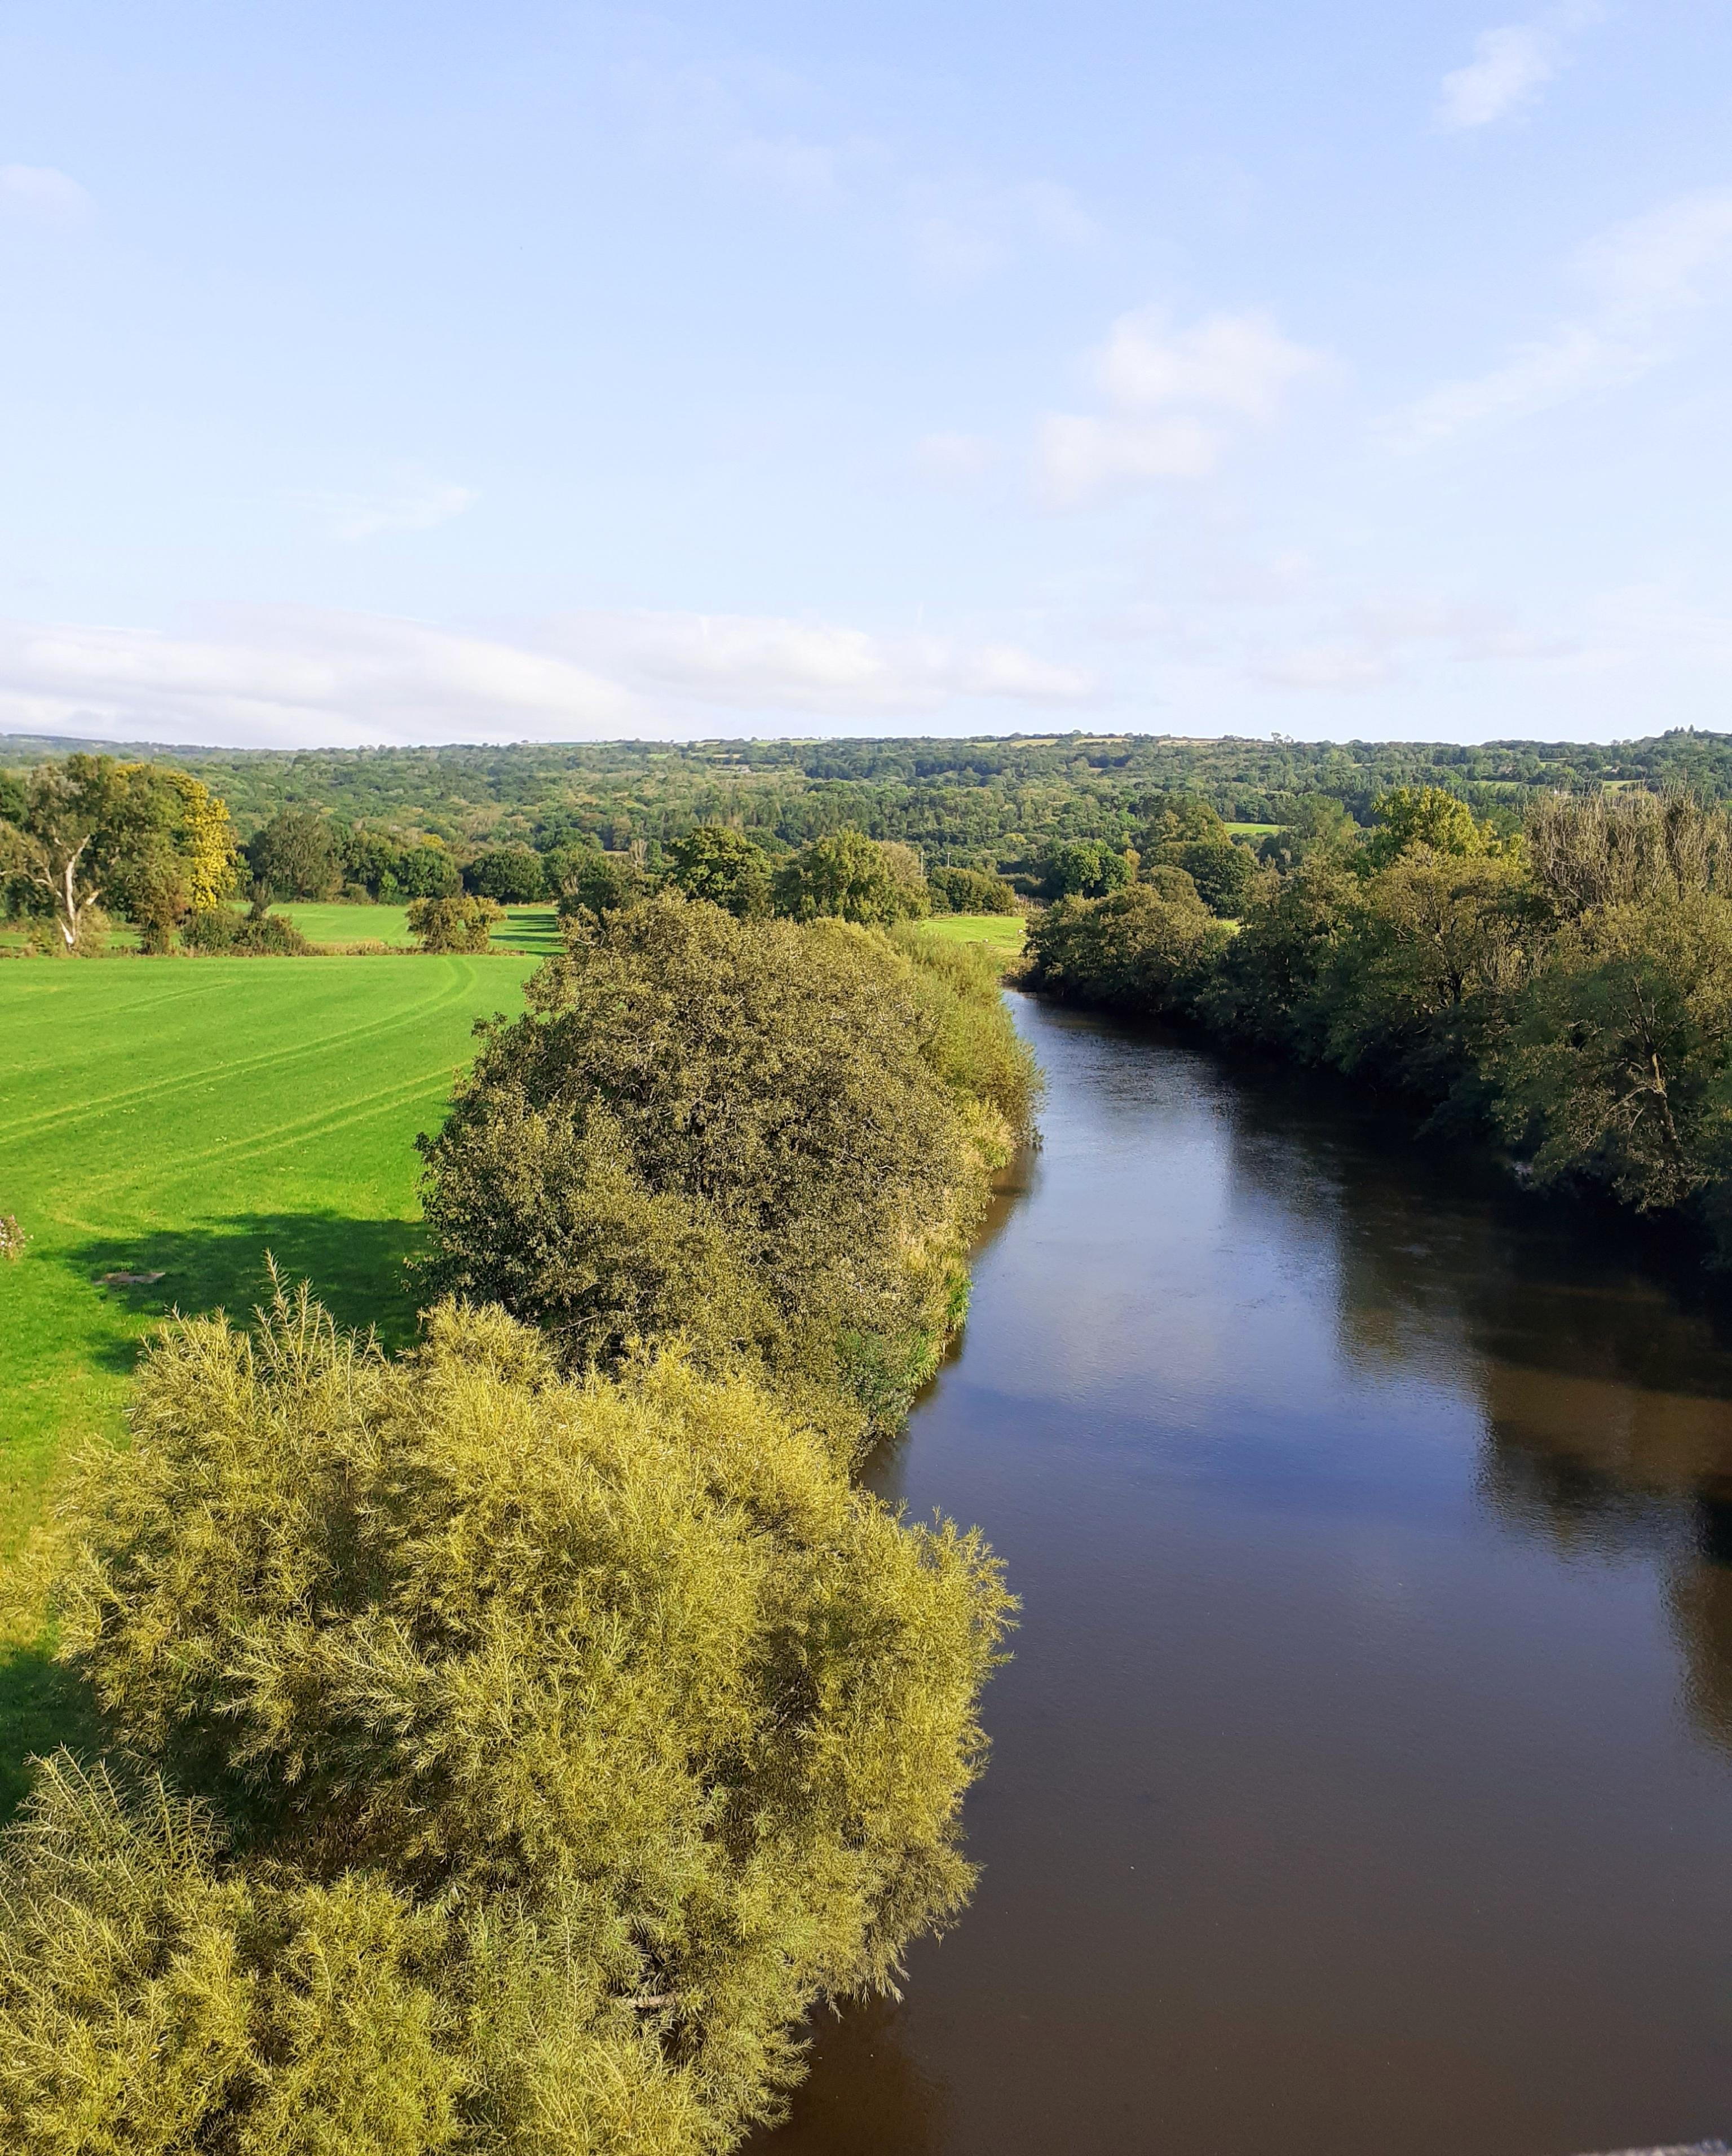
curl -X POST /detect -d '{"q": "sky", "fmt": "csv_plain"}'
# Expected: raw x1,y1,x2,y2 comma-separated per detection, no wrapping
2,0,1730,749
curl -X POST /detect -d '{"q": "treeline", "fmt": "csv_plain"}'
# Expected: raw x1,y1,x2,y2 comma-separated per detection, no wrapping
1024,784,1732,1251
0,893,1037,2151
12,728,1732,877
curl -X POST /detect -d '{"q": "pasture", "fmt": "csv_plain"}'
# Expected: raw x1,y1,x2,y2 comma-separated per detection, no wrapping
0,951,536,1807
920,911,1026,956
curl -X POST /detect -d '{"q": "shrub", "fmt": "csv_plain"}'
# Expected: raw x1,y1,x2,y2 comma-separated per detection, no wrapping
407,894,502,953
5,1286,1012,2155
181,901,315,956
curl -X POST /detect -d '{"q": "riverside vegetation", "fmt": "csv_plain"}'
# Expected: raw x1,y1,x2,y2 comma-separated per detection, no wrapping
0,888,1035,2155
1023,784,1732,1254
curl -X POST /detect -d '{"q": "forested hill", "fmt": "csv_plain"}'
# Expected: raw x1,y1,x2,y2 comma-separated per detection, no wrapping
5,728,1732,858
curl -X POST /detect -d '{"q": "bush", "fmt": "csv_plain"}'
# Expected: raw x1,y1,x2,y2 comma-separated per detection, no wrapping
928,865,1017,915
407,894,502,953
4,1286,1012,2155
181,901,314,955
1022,882,1227,1012
418,894,1027,1419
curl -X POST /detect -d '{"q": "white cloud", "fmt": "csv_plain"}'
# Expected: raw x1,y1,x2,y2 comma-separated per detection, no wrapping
0,605,1093,748
0,163,92,222
1389,187,1732,446
1436,4,1602,131
1037,308,1325,506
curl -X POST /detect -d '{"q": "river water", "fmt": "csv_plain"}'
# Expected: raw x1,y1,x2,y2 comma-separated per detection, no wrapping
756,994,1732,2156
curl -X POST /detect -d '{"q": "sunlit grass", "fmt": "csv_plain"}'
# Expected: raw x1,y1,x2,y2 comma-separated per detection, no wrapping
0,953,536,1809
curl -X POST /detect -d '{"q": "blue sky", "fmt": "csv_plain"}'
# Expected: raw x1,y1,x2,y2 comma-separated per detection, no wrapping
2,0,1730,746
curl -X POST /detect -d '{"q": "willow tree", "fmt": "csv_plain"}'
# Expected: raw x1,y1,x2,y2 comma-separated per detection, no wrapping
2,1287,1011,2153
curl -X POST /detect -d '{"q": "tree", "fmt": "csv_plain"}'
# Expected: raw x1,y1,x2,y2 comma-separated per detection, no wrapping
1254,794,1360,873
1133,791,1227,852
554,851,653,924
928,865,1016,915
1154,840,1258,918
418,894,1023,1418
464,845,547,903
1365,785,1494,868
1526,787,1732,921
1036,839,1134,902
0,755,227,953
771,829,927,924
248,808,342,900
668,824,772,918
406,893,501,952
1492,895,1732,1215
3,1286,1012,2155
1022,880,1227,1012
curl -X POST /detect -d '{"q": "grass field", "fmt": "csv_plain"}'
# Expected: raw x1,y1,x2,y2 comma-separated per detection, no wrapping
0,951,537,1809
276,900,562,956
919,912,1026,956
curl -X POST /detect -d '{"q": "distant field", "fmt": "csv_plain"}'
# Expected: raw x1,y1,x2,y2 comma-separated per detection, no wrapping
1225,821,1280,836
0,953,536,1808
277,900,563,957
920,912,1026,955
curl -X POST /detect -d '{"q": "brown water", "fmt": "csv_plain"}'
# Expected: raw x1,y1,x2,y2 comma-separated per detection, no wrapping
757,994,1732,2156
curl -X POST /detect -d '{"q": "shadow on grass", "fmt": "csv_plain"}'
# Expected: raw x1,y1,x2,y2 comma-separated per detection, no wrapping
64,1214,429,1371
0,1642,101,1822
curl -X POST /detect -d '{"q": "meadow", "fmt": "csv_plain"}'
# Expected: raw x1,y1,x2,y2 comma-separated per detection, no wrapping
0,950,539,1807
0,915,1015,1808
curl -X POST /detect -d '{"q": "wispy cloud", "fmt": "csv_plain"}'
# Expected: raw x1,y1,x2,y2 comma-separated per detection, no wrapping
1388,187,1732,446
1037,308,1325,507
914,432,1000,486
0,605,1093,747
909,176,1099,286
296,472,479,543
1436,3,1603,131
0,163,92,223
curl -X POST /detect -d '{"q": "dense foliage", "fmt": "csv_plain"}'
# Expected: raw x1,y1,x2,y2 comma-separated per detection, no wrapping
17,731,1732,895
2,1287,1011,2153
0,754,237,951
419,895,1036,1424
1023,785,1732,1252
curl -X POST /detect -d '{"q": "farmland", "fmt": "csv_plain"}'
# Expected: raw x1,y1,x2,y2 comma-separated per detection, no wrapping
0,950,538,1807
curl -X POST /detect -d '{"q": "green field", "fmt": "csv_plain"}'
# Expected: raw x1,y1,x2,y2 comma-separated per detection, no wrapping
279,900,563,957
919,912,1026,955
0,952,537,1807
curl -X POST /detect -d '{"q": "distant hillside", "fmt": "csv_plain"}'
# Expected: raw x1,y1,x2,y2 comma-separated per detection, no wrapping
6,728,1731,863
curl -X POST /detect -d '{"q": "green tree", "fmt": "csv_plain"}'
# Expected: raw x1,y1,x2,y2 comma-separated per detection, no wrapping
668,825,772,918
406,893,501,952
464,845,547,903
1492,895,1732,1214
771,829,927,924
928,865,1016,915
5,1287,1012,2155
1154,840,1258,918
554,850,653,924
419,894,1024,1418
1037,839,1134,902
248,808,342,899
0,754,224,953
1022,880,1227,1012
1365,785,1494,868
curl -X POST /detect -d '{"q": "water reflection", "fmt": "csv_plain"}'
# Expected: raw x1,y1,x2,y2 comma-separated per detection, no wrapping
758,999,1732,2156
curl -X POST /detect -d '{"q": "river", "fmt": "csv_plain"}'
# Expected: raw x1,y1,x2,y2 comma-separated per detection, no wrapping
755,993,1732,2156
